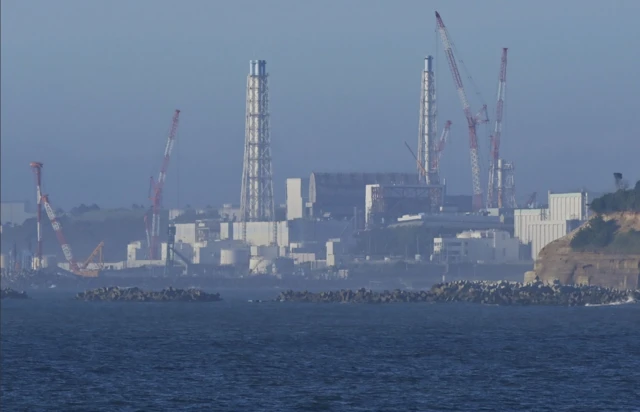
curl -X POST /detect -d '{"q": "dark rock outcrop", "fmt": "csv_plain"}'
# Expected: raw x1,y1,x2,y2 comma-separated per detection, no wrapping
1,288,29,300
76,286,222,302
274,280,640,306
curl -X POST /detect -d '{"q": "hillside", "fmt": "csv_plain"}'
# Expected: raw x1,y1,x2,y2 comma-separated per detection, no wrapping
528,183,640,289
1,208,167,263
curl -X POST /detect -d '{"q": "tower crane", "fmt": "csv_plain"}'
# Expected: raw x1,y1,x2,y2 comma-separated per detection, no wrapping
146,109,181,260
435,11,489,211
487,48,508,208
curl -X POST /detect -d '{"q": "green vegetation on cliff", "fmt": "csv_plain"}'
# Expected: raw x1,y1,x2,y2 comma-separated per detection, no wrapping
570,181,640,253
590,180,640,214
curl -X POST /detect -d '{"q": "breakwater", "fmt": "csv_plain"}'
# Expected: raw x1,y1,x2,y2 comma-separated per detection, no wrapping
76,287,222,302
1,288,29,300
274,280,640,306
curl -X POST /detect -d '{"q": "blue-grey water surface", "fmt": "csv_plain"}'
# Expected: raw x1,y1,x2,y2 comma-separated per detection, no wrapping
2,290,639,411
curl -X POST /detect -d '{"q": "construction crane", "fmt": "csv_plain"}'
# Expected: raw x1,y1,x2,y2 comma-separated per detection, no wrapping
41,194,103,277
435,11,489,211
525,192,537,209
432,120,452,174
407,121,451,181
487,48,508,208
146,109,181,260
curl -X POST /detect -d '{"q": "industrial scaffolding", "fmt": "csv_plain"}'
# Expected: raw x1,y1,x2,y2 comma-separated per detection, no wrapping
240,60,276,245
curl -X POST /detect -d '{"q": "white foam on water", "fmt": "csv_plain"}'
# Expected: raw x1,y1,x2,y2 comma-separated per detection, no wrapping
585,295,636,307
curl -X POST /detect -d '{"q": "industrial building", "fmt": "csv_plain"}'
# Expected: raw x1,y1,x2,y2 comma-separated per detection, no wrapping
432,229,520,264
220,219,354,250
365,184,437,227
515,191,588,260
308,172,420,220
286,178,309,220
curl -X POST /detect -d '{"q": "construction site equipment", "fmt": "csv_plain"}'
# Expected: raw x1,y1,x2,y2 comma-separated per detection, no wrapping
41,194,103,277
435,11,489,211
29,162,44,269
525,192,537,209
165,224,189,275
405,141,429,178
432,120,452,174
146,109,181,260
487,48,508,208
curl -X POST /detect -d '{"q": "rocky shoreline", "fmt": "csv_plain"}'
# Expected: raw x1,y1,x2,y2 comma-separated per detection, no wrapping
1,288,29,300
76,287,222,302
274,280,640,306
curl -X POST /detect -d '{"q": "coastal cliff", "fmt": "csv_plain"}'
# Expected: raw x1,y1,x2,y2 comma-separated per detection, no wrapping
527,212,640,289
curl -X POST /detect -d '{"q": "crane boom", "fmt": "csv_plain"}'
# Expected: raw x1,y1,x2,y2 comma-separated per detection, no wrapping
433,120,452,172
149,109,181,260
487,48,508,208
435,11,484,211
42,194,80,272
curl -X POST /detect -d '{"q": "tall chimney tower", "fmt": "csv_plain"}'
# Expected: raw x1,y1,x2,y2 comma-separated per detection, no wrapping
30,161,44,269
240,60,276,244
418,56,443,209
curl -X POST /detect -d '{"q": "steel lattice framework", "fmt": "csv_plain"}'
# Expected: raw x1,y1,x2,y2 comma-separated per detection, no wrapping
240,60,276,244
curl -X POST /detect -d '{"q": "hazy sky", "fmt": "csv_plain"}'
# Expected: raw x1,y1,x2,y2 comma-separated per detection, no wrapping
2,0,639,209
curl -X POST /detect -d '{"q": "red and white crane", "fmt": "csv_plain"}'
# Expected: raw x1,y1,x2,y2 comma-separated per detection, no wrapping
147,109,181,260
30,161,44,269
41,194,80,273
487,48,508,208
435,11,488,211
41,194,103,277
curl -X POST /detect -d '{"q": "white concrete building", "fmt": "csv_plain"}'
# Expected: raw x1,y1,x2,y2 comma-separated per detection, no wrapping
432,230,519,264
514,191,588,260
174,220,219,246
175,223,197,244
286,178,309,220
220,219,353,249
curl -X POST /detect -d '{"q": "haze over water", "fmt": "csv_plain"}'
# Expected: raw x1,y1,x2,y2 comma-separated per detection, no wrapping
2,0,640,208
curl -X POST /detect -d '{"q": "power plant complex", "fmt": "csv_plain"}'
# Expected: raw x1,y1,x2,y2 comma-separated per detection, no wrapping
1,12,593,280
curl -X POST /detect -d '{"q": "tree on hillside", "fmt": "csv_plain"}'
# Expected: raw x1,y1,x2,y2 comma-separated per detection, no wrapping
570,215,619,250
590,180,640,214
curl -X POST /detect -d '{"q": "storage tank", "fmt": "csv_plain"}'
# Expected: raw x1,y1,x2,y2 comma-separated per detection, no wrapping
220,248,250,267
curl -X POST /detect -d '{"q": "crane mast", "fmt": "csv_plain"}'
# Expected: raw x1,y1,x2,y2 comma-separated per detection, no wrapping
435,11,486,211
487,48,508,208
148,109,181,260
